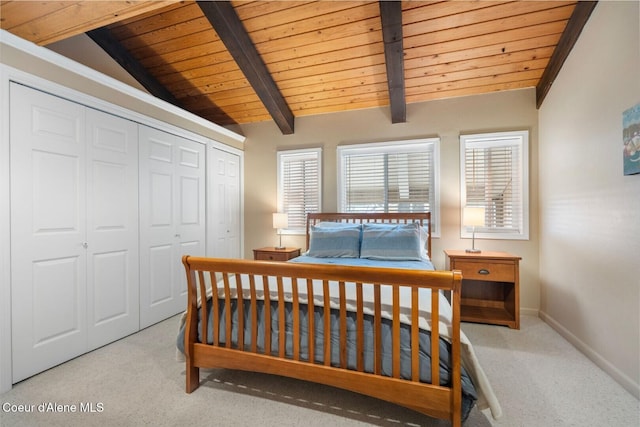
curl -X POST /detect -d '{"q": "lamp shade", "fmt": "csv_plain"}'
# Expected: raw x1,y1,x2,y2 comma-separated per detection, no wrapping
272,212,288,229
463,206,485,227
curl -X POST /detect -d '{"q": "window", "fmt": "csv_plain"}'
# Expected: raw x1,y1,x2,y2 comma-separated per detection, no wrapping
337,138,440,236
277,148,322,235
460,130,529,240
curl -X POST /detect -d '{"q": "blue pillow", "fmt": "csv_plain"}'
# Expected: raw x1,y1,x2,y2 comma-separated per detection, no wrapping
308,224,361,258
360,223,423,261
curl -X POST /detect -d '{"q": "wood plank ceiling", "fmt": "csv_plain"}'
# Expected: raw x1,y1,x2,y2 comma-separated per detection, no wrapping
0,1,596,134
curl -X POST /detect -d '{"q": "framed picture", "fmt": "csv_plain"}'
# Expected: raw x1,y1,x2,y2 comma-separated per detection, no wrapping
623,103,640,175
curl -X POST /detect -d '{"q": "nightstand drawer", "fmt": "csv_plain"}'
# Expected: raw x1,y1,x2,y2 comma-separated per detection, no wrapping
453,260,515,282
253,247,301,262
255,251,290,261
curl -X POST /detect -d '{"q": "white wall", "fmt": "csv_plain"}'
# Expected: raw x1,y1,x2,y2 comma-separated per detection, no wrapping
538,1,640,398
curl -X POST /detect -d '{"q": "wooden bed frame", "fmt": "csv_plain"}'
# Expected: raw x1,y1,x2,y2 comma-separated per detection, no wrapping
182,212,464,426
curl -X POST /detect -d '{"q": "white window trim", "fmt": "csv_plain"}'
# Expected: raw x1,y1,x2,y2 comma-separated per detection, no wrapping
460,130,529,240
277,147,322,235
337,138,440,237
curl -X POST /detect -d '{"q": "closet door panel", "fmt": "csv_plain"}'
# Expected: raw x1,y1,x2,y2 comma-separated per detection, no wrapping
148,244,174,305
176,140,205,237
10,83,87,382
208,147,241,258
32,257,83,343
33,151,82,233
140,128,204,327
91,251,129,321
225,153,241,258
139,126,177,327
86,108,139,350
174,137,205,305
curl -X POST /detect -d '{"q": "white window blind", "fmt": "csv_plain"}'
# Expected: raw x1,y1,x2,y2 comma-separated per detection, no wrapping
460,131,529,240
277,148,321,234
338,139,440,235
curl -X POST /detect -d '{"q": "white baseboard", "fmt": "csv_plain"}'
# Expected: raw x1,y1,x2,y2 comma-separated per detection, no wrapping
539,310,639,400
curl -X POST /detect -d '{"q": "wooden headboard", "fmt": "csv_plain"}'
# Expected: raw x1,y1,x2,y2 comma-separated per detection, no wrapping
306,212,432,259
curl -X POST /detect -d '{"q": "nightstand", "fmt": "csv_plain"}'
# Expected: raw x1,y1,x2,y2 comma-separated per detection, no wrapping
444,250,521,329
253,247,301,261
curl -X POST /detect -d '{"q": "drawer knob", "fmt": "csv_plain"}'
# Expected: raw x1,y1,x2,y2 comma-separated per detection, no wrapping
478,268,490,275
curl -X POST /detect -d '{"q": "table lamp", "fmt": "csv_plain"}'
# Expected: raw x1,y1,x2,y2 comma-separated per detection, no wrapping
463,206,485,253
272,212,288,249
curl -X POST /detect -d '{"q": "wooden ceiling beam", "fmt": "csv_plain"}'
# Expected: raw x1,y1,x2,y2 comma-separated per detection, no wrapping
87,27,181,106
198,1,294,134
88,26,235,125
379,1,406,124
536,1,598,108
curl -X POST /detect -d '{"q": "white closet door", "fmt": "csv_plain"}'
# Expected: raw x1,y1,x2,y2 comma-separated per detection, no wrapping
139,127,205,328
85,108,139,350
208,146,241,258
174,135,206,303
10,83,88,382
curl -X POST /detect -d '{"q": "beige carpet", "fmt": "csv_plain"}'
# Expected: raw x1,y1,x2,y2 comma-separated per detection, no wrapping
0,315,637,426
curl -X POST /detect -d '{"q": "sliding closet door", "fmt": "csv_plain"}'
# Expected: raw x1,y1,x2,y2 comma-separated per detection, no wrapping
85,108,139,350
139,126,205,328
10,83,88,382
208,146,241,258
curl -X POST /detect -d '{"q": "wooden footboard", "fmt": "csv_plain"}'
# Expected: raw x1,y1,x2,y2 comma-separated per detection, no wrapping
182,255,463,426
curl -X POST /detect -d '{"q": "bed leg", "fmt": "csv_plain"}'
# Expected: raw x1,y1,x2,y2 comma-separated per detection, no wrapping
186,362,200,393
453,411,461,427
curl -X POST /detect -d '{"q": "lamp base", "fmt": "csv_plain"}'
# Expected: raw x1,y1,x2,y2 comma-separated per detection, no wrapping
275,246,286,250
465,248,481,253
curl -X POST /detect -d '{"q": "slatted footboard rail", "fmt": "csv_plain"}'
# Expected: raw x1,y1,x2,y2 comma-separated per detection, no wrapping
182,256,463,426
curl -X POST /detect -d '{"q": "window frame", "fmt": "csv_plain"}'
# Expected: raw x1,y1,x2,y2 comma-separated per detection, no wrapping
277,147,322,235
337,138,440,237
460,130,529,240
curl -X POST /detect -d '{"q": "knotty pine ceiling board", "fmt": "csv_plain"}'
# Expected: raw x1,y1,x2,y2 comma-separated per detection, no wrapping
0,0,179,45
0,1,586,129
102,1,268,125
234,1,389,118
402,1,575,103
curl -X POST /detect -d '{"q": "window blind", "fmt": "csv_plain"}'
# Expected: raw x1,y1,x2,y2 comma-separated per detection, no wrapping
461,131,528,239
338,139,439,233
277,149,321,233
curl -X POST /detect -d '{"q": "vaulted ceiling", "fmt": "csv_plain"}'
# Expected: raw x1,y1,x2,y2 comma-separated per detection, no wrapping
0,1,596,134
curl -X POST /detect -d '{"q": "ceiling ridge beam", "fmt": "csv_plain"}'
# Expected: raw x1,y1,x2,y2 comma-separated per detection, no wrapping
198,1,295,134
379,0,406,124
536,1,598,108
